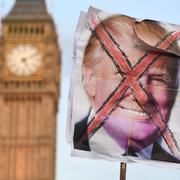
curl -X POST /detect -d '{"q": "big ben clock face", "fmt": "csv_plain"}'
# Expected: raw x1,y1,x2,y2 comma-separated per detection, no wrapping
7,44,42,76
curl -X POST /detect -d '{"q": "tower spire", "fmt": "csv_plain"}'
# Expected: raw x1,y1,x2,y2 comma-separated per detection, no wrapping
3,0,52,22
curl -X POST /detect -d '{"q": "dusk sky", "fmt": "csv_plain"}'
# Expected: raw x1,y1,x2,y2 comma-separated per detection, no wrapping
1,0,180,180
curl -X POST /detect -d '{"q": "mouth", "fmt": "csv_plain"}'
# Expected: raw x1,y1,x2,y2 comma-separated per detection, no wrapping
118,105,149,119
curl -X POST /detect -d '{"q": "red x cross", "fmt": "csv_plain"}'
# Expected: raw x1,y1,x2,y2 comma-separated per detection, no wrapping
79,17,180,157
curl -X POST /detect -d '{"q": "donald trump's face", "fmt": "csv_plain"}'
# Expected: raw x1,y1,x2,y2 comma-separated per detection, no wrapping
84,40,179,152
87,51,177,151
82,15,180,155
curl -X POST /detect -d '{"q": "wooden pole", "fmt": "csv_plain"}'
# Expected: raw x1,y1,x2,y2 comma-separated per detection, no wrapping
120,162,127,180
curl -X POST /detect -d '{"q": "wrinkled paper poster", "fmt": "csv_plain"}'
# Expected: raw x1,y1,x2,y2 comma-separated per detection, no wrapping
67,6,180,167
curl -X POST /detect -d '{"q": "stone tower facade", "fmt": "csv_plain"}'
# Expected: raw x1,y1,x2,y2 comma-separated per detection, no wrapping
0,0,61,179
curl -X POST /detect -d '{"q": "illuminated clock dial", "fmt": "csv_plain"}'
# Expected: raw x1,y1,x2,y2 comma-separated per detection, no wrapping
7,44,42,76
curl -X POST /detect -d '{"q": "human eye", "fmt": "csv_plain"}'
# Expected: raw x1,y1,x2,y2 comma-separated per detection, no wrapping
150,74,172,87
114,70,124,76
111,71,123,81
114,71,121,75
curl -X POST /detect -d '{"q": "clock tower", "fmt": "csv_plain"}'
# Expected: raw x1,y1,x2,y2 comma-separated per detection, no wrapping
0,0,61,180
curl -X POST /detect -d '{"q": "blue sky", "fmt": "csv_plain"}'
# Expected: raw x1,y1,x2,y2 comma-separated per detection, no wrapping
1,0,180,180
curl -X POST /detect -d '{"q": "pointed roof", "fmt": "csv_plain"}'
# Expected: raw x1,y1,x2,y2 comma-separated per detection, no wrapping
2,0,52,22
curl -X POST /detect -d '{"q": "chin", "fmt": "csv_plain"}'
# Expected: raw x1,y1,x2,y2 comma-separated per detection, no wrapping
103,115,162,152
125,130,162,152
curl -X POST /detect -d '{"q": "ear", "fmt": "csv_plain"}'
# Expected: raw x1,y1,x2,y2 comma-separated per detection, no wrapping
83,65,96,97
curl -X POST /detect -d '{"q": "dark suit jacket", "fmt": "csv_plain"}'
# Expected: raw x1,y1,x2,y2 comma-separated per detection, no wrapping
73,117,180,163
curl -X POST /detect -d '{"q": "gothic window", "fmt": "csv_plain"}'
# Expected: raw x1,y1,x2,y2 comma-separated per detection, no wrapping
30,27,34,34
36,27,39,34
13,26,17,33
9,26,12,33
19,26,23,34
24,26,28,34
40,27,44,34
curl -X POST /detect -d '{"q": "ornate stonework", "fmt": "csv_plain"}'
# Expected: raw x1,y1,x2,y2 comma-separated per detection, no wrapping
0,0,61,179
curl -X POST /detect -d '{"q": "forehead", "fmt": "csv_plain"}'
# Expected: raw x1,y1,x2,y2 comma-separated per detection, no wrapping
86,25,179,76
93,49,179,75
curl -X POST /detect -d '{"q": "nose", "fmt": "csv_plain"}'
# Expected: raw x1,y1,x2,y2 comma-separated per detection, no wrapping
138,74,157,110
133,74,150,106
139,74,149,88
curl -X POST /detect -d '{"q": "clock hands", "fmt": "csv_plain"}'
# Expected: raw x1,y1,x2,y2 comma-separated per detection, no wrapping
20,52,39,69
8,44,41,76
21,52,38,63
21,58,29,67
26,52,39,60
